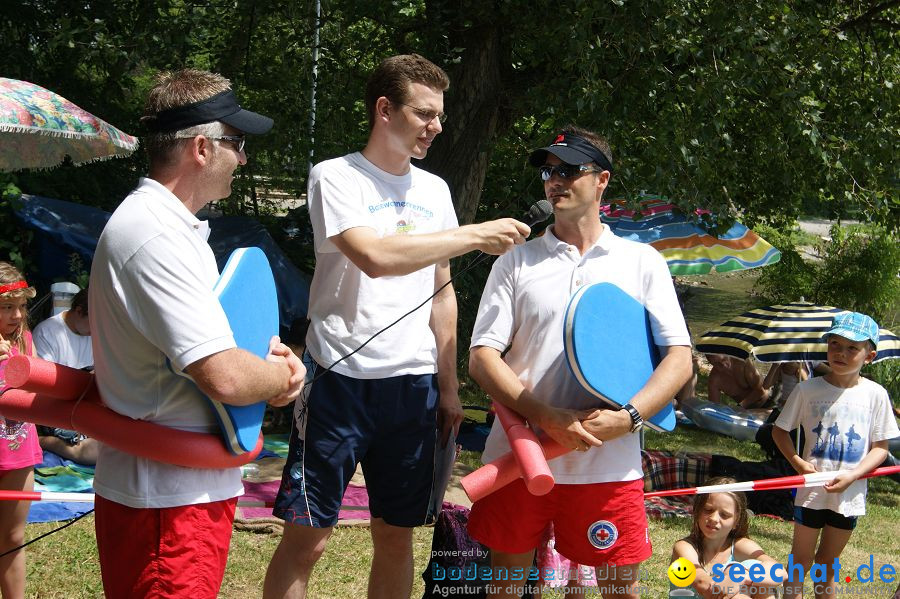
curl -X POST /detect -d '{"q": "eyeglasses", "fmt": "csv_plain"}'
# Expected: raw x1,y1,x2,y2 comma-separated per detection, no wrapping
209,135,246,153
395,102,447,124
538,163,604,181
174,133,246,153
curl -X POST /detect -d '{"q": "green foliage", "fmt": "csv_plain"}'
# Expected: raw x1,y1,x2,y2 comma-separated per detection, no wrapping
755,224,900,325
755,223,899,394
864,360,899,408
815,224,900,324
753,224,819,304
2,0,897,229
67,253,90,290
0,179,33,271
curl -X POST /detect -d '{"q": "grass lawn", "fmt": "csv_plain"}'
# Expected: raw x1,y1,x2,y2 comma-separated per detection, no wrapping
21,270,900,597
23,423,899,598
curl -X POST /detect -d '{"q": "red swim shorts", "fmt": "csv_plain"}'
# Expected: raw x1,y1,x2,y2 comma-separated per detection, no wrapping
467,478,651,567
94,494,237,598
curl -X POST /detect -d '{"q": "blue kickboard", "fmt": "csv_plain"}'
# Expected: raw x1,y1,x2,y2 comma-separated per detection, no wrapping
209,247,280,454
563,282,675,432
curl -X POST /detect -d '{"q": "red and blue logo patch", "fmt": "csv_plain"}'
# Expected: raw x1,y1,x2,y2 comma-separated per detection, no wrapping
587,520,618,550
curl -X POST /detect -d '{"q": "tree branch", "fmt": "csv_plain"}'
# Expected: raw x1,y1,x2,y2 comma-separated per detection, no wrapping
839,0,900,31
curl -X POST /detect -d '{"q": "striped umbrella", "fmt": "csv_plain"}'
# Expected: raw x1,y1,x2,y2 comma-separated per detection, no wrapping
695,302,900,363
600,197,781,275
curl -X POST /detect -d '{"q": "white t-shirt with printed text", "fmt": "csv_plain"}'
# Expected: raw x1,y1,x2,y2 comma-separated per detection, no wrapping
305,152,459,378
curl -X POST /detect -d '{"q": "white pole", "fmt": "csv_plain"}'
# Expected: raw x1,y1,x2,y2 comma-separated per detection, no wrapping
308,0,321,174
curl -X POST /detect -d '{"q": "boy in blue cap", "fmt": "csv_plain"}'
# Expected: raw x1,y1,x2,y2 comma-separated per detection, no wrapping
773,312,899,599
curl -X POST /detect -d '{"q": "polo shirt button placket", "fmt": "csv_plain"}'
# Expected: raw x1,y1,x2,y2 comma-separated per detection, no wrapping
574,258,586,287
571,266,582,292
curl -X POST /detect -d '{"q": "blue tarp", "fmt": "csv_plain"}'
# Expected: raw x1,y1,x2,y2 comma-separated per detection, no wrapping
14,194,310,336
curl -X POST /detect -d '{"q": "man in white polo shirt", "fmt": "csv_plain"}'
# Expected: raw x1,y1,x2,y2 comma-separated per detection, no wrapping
89,69,305,599
466,126,693,599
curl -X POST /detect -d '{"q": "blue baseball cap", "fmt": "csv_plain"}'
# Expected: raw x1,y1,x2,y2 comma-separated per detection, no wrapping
822,312,880,347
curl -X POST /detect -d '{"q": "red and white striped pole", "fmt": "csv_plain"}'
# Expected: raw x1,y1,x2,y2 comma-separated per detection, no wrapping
0,490,275,508
644,465,900,498
6,465,899,504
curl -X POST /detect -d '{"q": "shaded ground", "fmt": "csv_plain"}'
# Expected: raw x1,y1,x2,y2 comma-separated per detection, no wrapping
677,269,762,340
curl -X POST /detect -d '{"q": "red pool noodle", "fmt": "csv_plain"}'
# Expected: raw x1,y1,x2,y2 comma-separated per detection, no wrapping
0,355,261,468
3,354,94,401
461,433,571,502
492,402,555,496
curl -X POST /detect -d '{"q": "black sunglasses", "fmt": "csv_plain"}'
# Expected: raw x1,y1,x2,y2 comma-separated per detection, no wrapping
174,133,246,153
539,163,605,181
210,135,246,153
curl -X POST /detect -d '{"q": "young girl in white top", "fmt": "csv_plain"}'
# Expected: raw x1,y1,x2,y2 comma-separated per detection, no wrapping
671,477,782,598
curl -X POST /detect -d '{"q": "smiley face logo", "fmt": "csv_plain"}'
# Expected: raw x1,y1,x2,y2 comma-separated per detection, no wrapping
667,557,696,587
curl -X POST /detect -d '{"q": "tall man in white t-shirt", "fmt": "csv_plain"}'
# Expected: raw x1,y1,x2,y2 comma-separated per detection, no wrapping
466,126,693,599
89,69,306,599
264,54,531,599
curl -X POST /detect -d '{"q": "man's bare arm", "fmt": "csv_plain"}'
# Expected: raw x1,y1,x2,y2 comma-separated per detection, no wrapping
469,345,602,450
582,345,693,440
185,337,305,407
331,219,530,278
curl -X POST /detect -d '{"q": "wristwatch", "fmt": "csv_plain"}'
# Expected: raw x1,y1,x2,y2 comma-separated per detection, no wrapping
621,403,644,433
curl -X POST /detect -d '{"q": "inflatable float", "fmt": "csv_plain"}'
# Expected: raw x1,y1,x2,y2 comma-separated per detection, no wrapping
679,397,765,442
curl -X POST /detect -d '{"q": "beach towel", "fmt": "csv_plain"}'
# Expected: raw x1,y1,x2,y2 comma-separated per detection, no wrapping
28,451,95,523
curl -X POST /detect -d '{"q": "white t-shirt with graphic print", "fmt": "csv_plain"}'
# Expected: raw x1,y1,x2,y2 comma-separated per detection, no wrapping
776,376,899,516
305,152,459,379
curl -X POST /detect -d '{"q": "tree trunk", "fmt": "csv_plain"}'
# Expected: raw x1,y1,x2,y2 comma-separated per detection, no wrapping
421,27,506,225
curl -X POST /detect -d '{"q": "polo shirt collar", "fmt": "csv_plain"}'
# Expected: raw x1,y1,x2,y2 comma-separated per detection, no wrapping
137,177,211,241
542,222,615,255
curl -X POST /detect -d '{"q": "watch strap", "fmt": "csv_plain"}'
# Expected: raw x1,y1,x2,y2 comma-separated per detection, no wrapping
622,403,643,433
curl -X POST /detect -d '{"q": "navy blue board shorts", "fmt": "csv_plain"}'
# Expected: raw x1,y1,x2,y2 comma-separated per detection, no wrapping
273,359,439,528
793,506,858,531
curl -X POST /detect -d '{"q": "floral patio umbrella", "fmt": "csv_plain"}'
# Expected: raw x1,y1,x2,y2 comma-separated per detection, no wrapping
695,302,900,364
600,197,781,275
0,77,138,172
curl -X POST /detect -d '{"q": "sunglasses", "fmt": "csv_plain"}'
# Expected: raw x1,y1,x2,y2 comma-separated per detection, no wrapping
173,133,246,153
539,163,604,181
210,135,246,153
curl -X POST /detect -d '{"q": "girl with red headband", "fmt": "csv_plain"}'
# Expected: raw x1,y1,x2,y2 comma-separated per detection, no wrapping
0,261,42,598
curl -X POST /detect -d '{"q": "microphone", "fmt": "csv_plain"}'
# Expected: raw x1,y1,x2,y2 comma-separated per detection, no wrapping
468,200,554,270
524,199,554,228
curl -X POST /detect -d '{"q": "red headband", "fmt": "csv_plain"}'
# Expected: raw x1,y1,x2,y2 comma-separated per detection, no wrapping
0,280,28,295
